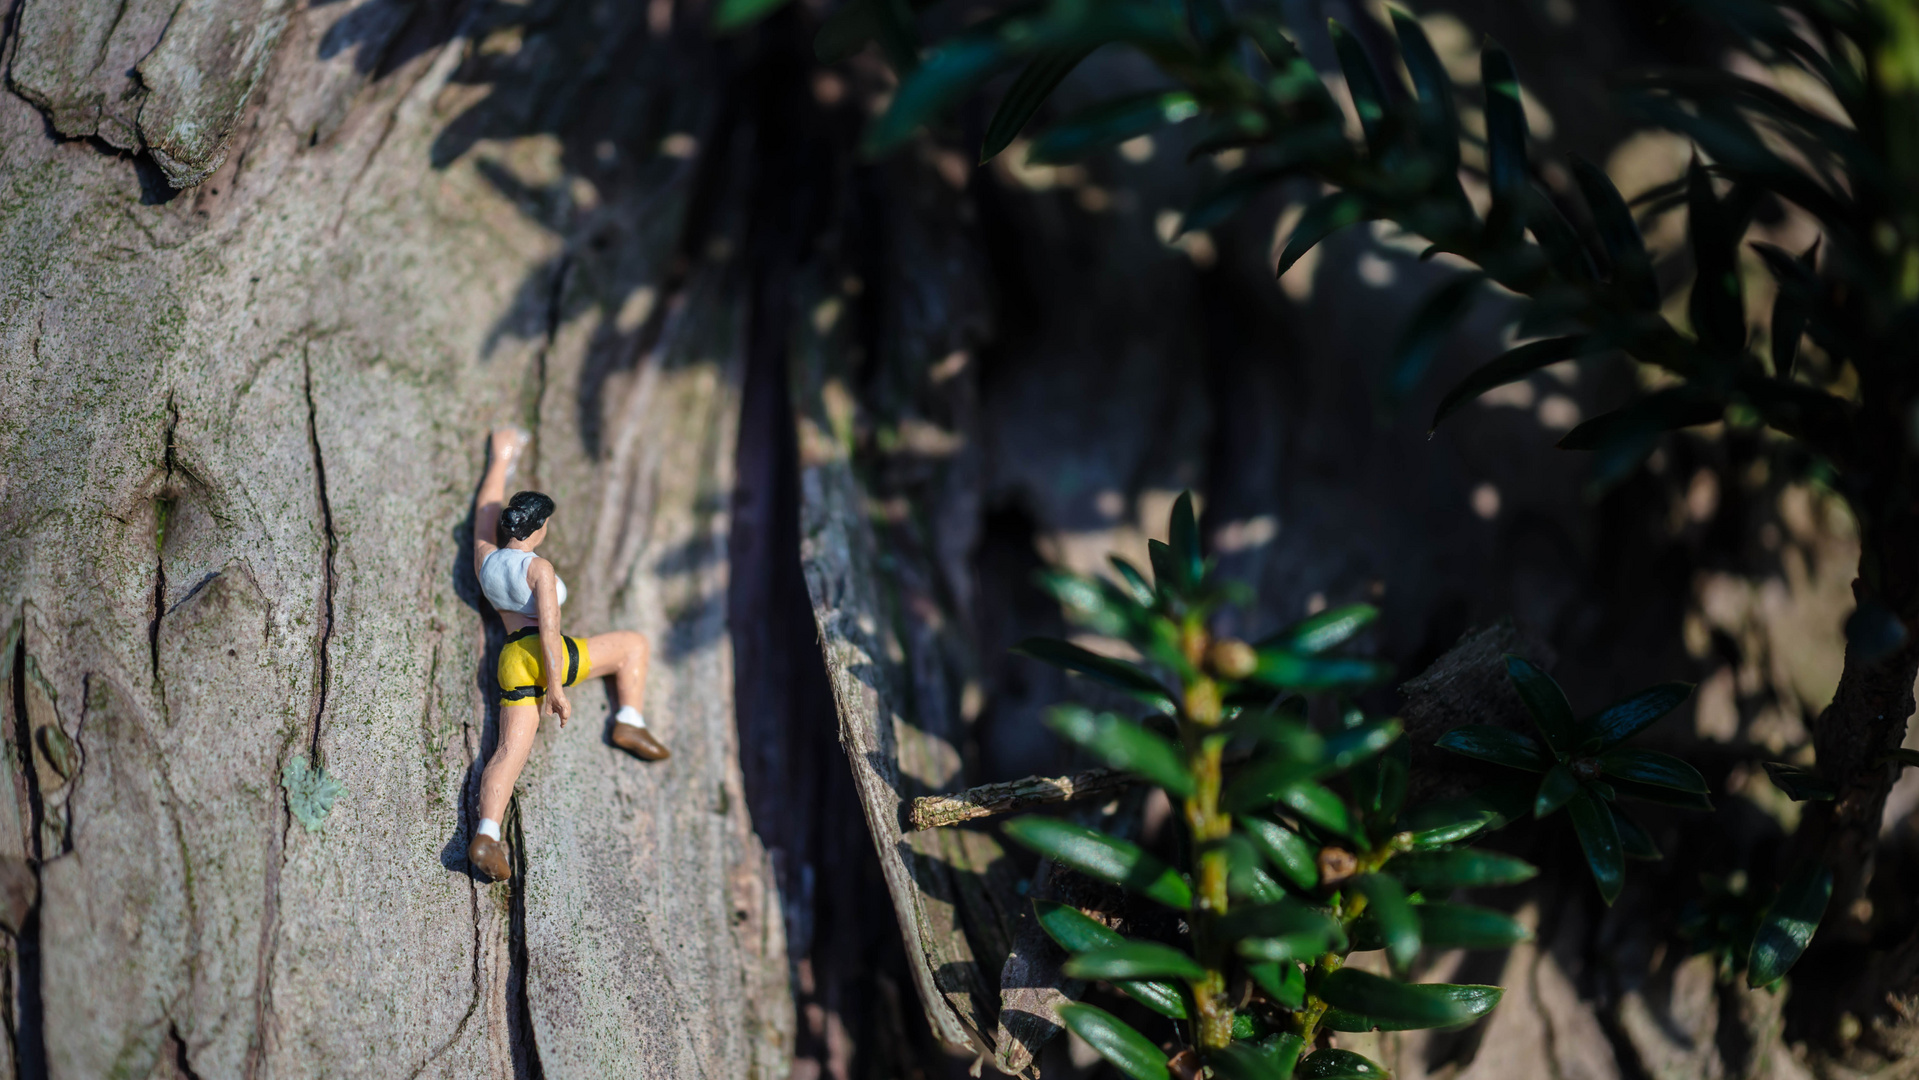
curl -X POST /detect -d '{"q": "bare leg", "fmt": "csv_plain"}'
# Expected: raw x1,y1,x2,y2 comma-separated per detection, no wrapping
583,630,649,711
586,631,667,760
479,704,542,825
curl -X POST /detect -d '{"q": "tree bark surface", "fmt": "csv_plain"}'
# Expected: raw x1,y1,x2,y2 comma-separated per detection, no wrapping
0,1,792,1076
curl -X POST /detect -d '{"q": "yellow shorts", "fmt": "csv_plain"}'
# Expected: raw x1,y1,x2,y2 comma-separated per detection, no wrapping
497,627,591,707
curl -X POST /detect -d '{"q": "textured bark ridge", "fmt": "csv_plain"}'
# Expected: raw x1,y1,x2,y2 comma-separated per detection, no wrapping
0,0,791,1075
794,276,1022,1066
10,0,293,185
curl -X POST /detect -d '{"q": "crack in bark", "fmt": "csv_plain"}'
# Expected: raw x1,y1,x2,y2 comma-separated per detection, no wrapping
406,867,488,1079
163,1020,205,1080
244,343,341,1079
506,807,545,1080
0,0,29,105
9,633,45,1080
302,349,338,761
151,393,179,682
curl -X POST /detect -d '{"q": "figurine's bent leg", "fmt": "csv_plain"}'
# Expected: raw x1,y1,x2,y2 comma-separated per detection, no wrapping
587,631,667,761
470,703,540,880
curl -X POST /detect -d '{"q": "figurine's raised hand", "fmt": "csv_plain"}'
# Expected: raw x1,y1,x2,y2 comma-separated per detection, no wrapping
490,427,528,470
546,685,571,727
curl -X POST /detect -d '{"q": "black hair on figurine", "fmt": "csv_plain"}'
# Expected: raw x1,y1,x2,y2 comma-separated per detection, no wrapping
498,491,556,544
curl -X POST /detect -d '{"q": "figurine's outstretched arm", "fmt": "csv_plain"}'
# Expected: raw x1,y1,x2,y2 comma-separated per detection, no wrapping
528,558,571,725
473,429,526,577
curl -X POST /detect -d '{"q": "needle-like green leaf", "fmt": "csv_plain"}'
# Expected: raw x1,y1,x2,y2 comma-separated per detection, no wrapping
1011,638,1175,714
1392,11,1460,173
1002,817,1193,909
1567,790,1624,905
1581,681,1695,748
713,0,794,32
1251,649,1394,693
1211,1037,1304,1079
1504,655,1576,752
1297,1051,1389,1074
864,34,1014,157
1032,902,1190,1018
1317,969,1477,1027
1398,798,1500,848
1056,1003,1172,1080
1108,555,1156,606
1748,860,1832,987
1569,154,1658,308
1275,779,1358,839
1026,90,1201,164
1147,539,1177,594
1762,762,1837,801
1534,764,1580,818
1389,849,1538,890
1416,902,1533,949
1434,724,1553,773
1431,334,1598,431
1168,491,1203,589
1610,803,1662,860
980,47,1097,163
1596,747,1709,794
1257,603,1379,655
1247,961,1307,1009
1276,191,1374,278
1349,874,1420,972
1064,942,1205,982
1322,719,1403,770
1319,983,1502,1032
1329,20,1389,151
1046,706,1194,796
1240,814,1320,891
1385,272,1487,409
1298,1047,1391,1075
1481,39,1529,242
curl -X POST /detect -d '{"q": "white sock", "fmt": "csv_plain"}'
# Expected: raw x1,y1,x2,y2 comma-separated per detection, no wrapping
477,818,501,842
614,706,647,729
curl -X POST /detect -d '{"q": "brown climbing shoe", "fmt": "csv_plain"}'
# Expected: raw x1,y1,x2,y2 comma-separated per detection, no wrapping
611,723,670,761
468,834,512,881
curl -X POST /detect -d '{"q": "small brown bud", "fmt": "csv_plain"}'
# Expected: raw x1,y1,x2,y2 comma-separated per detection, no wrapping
1317,846,1358,890
1167,1049,1203,1080
1184,679,1222,725
1207,638,1258,680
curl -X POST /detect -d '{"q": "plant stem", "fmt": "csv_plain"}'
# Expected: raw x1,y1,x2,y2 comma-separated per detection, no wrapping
1182,664,1236,1050
1293,951,1345,1041
1291,849,1400,1043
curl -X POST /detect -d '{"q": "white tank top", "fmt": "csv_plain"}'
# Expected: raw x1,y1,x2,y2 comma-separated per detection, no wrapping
479,548,567,618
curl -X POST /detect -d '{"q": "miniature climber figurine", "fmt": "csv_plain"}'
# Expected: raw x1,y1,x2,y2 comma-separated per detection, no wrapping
467,428,668,882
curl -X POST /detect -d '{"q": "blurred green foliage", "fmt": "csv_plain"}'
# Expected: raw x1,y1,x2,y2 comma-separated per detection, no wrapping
992,495,1716,1074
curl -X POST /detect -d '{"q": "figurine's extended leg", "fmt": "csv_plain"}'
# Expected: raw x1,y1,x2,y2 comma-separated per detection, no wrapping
469,703,540,880
587,630,668,760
